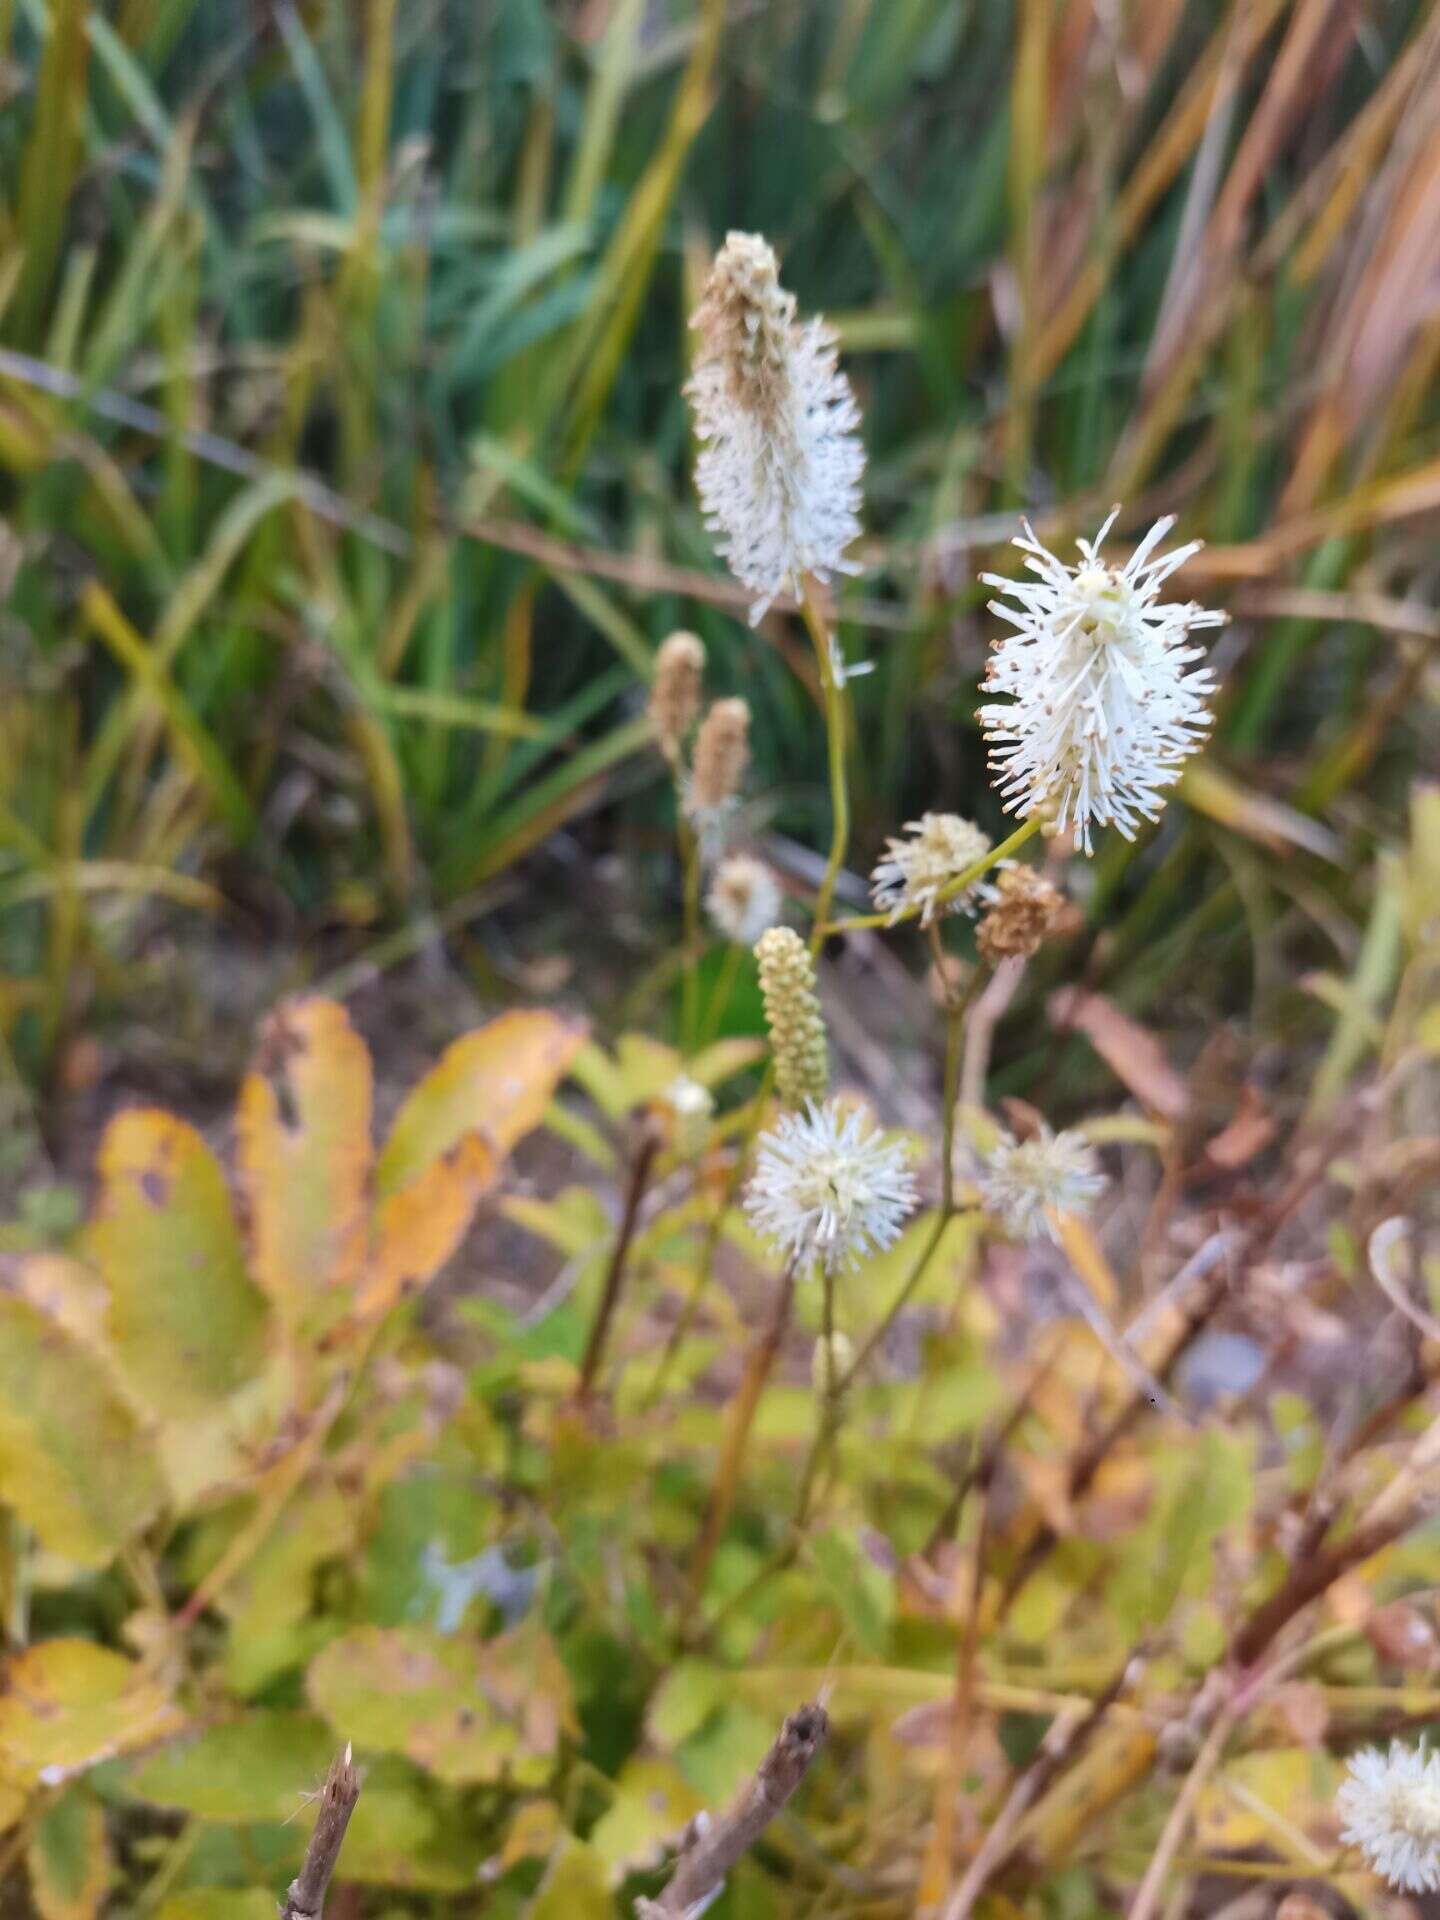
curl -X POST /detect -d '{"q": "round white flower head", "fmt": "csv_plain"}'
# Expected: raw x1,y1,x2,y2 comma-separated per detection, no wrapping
978,1122,1106,1243
687,232,864,624
707,854,783,947
870,813,996,926
1338,1741,1440,1893
745,1097,916,1275
663,1075,715,1158
977,509,1225,854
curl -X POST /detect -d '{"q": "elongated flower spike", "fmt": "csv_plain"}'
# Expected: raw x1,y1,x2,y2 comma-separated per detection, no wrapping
977,510,1225,853
687,232,864,622
649,631,705,766
684,696,751,854
754,926,828,1109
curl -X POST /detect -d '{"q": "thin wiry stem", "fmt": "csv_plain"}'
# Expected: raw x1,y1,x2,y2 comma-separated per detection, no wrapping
686,1251,801,1616
799,575,850,952
577,1125,660,1403
838,964,981,1393
643,1065,775,1406
1125,1704,1236,1920
825,815,1044,935
679,819,703,1052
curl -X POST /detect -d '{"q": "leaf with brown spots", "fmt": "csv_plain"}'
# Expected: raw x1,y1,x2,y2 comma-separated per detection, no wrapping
306,1622,574,1786
237,998,374,1334
88,1112,268,1419
375,1011,585,1199
0,1642,184,1788
355,1132,496,1324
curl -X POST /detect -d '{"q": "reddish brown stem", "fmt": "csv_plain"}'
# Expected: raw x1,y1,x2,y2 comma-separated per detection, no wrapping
1228,1510,1414,1671
576,1126,660,1404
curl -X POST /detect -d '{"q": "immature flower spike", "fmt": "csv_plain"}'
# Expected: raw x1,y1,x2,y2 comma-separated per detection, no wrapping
975,865,1067,966
978,1122,1105,1243
687,231,864,622
1338,1741,1440,1893
746,1098,916,1275
870,813,996,927
755,926,828,1108
708,854,782,947
977,510,1225,854
649,631,705,764
685,697,751,844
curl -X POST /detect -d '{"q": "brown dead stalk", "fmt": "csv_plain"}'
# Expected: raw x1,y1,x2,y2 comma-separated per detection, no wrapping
637,1703,828,1918
281,1746,361,1920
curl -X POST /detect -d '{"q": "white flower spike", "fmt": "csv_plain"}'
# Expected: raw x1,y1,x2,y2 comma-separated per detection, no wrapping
977,510,1225,854
745,1097,916,1275
978,1122,1105,1243
687,232,864,623
1338,1741,1440,1893
870,813,997,927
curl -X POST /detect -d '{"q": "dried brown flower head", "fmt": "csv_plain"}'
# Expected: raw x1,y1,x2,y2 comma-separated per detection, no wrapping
687,696,751,825
976,865,1067,965
649,631,705,765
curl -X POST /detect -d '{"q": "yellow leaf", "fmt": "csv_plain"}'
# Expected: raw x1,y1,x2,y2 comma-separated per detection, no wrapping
88,1112,268,1418
1194,1748,1316,1851
0,1289,164,1566
1052,1210,1120,1312
501,1798,565,1868
237,999,373,1331
589,1758,706,1882
0,1642,184,1787
356,1132,496,1323
376,1011,585,1197
525,1839,612,1920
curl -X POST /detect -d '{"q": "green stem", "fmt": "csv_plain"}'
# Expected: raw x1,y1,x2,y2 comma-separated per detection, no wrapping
700,941,743,1045
643,1064,775,1406
825,815,1044,935
679,819,702,1052
837,967,981,1391
799,576,850,953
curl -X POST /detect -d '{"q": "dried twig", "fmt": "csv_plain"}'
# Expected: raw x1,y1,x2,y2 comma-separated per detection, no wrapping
1126,1701,1237,1920
940,1657,1140,1920
637,1703,828,1918
281,1746,361,1920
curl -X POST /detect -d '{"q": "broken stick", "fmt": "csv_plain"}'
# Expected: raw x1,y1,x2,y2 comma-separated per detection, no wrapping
637,1702,829,1918
281,1744,362,1920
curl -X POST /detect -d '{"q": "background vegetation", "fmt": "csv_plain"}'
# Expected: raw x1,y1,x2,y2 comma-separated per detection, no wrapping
0,2,1438,1917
